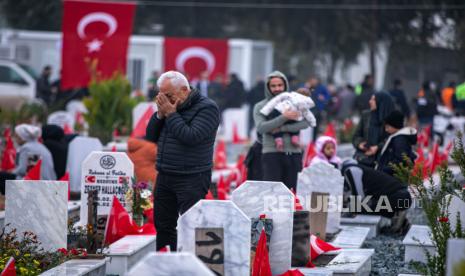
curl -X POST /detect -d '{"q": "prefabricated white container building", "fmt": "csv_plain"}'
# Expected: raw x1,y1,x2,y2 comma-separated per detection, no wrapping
0,29,273,93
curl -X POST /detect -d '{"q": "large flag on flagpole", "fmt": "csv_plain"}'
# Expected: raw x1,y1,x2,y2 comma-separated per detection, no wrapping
61,0,136,90
164,38,228,81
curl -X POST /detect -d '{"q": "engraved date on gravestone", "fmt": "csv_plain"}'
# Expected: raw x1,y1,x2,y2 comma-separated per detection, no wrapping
195,228,224,276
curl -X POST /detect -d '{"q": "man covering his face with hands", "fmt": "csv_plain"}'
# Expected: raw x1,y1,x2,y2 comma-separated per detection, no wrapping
146,71,220,251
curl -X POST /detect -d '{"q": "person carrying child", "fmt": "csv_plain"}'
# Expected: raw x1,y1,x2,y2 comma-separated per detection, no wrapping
259,88,316,151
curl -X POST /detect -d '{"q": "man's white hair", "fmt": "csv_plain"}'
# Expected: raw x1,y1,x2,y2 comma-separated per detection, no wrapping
157,71,190,89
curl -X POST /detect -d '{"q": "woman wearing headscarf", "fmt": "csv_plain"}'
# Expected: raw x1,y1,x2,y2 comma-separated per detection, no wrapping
0,124,56,194
352,92,395,167
13,124,56,180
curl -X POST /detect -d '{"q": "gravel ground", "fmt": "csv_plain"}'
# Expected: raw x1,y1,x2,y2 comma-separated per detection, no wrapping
363,207,428,275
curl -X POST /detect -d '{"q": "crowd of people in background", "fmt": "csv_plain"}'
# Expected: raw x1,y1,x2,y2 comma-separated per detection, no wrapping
35,64,465,127
2,66,461,241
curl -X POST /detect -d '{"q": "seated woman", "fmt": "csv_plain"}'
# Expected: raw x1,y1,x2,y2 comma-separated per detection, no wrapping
352,92,395,167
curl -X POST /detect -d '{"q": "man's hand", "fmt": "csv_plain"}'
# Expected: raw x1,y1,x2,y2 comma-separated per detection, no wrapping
283,110,300,121
156,94,179,117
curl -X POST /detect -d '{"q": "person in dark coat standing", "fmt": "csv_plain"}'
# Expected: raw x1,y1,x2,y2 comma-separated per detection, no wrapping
389,79,411,119
355,74,375,114
208,74,226,113
416,81,438,127
41,125,68,179
223,73,245,109
336,84,356,121
376,110,417,176
352,92,395,167
247,77,265,132
36,65,53,105
146,71,220,251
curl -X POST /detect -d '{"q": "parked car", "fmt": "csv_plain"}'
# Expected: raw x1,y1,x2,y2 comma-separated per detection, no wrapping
0,59,37,110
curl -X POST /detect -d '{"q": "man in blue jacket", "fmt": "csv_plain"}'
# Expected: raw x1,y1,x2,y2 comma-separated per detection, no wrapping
146,71,220,251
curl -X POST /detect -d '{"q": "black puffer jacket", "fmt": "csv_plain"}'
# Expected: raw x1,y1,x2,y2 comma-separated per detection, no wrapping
146,89,220,174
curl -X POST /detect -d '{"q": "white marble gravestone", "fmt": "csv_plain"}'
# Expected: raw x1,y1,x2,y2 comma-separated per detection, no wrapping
340,215,382,238
5,180,67,251
448,194,465,231
132,102,157,130
127,252,215,276
222,107,249,142
80,151,134,224
47,111,75,131
297,162,344,234
403,225,435,263
106,235,156,275
231,181,295,275
446,238,465,276
41,259,106,276
177,200,251,276
325,248,374,275
67,137,102,192
331,226,370,249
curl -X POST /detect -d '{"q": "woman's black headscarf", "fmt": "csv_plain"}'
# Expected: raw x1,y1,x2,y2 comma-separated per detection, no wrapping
367,92,395,146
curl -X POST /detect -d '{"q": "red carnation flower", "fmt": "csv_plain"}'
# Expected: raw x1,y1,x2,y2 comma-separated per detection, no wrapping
438,217,449,223
57,248,68,255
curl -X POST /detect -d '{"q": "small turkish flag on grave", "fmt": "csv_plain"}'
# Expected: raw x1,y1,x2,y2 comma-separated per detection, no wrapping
158,245,171,252
323,122,336,139
205,190,214,200
24,159,41,180
104,196,156,245
131,106,155,138
232,123,246,144
278,269,305,276
291,188,303,211
63,123,74,135
1,257,16,276
429,142,441,173
216,175,227,200
306,235,340,267
303,142,316,167
59,172,71,200
1,129,16,171
214,140,227,169
252,229,272,276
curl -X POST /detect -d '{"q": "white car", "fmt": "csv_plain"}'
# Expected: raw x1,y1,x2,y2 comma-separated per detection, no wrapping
0,59,37,110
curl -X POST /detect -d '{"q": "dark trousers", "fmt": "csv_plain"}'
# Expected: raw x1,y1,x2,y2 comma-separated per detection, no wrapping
153,171,211,251
245,141,263,181
0,172,16,195
262,152,302,191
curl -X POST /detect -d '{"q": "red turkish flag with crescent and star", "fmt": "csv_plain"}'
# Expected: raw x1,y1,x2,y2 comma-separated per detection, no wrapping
61,0,136,90
164,38,228,80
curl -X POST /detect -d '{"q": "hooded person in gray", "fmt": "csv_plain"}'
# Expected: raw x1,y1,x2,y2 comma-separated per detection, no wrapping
253,71,311,190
